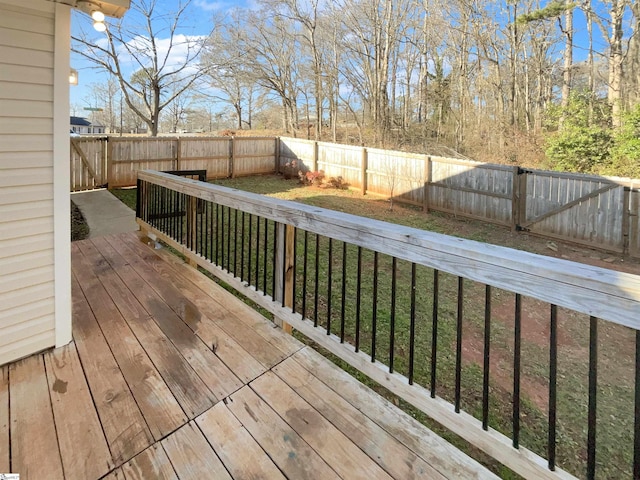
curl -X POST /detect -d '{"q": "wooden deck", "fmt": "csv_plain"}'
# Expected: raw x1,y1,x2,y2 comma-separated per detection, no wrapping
0,232,496,480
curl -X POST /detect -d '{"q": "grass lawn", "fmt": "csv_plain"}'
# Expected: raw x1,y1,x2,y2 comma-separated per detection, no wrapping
71,200,89,241
111,175,636,479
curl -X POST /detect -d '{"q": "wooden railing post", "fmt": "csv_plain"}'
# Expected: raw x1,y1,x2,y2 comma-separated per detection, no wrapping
361,146,368,195
274,222,294,334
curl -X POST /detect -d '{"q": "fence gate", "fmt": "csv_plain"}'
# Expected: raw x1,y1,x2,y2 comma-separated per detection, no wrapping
518,170,626,253
70,137,108,192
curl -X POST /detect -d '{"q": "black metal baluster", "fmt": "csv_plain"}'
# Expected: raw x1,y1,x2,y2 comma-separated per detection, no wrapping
227,206,232,273
587,316,598,480
548,304,558,470
513,293,522,448
314,234,320,327
272,221,278,299
222,205,227,270
327,238,333,335
482,285,491,430
340,242,347,343
215,204,220,265
136,179,141,219
355,247,362,352
455,276,464,413
203,200,209,259
430,269,439,398
408,263,417,384
292,228,297,313
247,214,253,287
371,251,379,363
255,215,260,290
302,230,309,319
634,330,640,480
389,257,397,373
240,211,246,281
234,209,238,276
263,218,268,296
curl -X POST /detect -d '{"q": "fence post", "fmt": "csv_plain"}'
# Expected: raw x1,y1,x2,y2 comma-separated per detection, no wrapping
514,168,528,230
312,141,319,172
106,137,114,188
275,137,280,174
423,156,431,212
623,187,631,255
176,137,181,171
361,146,368,195
229,137,235,178
274,223,294,334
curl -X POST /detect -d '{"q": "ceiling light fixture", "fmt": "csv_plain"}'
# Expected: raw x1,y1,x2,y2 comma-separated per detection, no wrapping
93,19,107,32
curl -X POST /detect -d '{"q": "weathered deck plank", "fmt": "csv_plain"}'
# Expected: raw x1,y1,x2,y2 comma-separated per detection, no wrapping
122,232,300,369
94,236,243,401
1,233,497,480
44,342,112,479
72,243,187,440
273,354,446,479
251,371,394,480
196,402,286,480
71,275,154,465
161,422,232,480
79,239,218,418
290,347,499,479
226,385,341,480
122,445,178,480
9,354,64,480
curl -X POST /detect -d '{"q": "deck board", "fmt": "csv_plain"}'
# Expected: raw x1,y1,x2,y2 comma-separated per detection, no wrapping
196,402,286,480
71,243,187,440
70,275,154,465
94,236,244,402
0,232,497,480
122,445,178,480
161,422,232,480
44,342,112,479
9,354,64,480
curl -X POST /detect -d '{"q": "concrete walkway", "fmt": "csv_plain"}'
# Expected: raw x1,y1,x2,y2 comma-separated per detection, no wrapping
71,189,139,238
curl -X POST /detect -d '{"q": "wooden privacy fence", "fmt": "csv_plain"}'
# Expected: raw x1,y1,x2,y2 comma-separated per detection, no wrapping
71,135,640,256
279,137,640,256
70,136,277,191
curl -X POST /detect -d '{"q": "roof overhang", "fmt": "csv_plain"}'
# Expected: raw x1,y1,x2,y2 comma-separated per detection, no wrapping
53,0,130,19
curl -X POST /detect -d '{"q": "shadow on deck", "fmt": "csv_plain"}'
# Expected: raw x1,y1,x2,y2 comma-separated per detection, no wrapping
0,232,495,479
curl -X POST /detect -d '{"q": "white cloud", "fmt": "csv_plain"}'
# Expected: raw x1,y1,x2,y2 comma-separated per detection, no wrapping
116,34,207,73
194,0,229,11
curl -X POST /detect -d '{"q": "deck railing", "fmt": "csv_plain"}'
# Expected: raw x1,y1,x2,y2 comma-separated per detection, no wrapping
136,170,640,480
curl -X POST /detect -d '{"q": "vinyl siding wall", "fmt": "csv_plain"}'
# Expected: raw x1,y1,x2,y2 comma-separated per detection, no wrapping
0,0,68,365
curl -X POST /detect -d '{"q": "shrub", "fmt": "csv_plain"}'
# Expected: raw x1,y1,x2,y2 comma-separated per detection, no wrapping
605,105,640,178
299,170,325,185
544,92,612,173
326,176,348,189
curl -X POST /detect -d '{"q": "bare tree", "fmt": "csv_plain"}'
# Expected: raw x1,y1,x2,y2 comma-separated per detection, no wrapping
72,0,214,136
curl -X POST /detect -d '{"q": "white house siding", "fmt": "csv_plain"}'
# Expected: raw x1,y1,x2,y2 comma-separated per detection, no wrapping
0,0,71,366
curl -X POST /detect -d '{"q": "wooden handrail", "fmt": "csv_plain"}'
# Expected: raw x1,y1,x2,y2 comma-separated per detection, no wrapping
138,169,640,331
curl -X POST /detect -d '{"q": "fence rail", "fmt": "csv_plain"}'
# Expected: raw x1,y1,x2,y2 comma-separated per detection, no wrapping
71,135,640,256
136,170,640,480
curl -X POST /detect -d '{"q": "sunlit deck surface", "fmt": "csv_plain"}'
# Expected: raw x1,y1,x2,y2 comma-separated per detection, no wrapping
0,232,496,480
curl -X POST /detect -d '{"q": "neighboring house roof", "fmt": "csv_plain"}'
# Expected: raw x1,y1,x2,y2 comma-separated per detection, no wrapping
70,116,92,126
